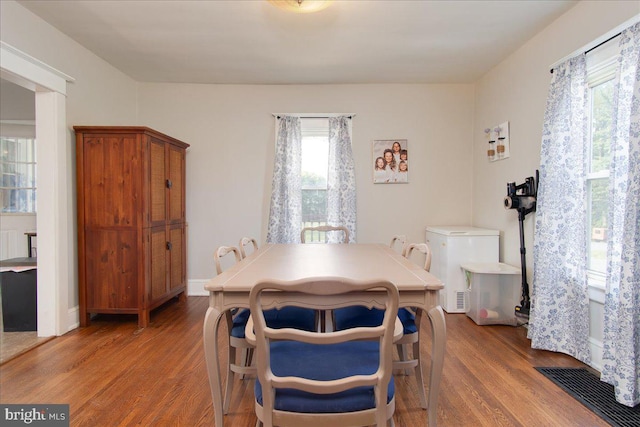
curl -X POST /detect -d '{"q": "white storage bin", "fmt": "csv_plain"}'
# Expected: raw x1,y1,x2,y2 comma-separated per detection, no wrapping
461,262,521,326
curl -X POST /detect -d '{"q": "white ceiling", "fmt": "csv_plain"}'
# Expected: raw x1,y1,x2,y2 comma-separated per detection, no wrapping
17,0,577,85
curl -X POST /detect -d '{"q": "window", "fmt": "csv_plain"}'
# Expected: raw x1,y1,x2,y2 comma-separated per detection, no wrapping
585,41,620,278
0,137,37,213
301,118,329,240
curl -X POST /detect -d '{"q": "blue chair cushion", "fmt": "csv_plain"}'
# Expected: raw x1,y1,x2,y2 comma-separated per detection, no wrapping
255,341,394,413
334,306,417,335
334,306,384,330
231,307,317,338
397,308,417,334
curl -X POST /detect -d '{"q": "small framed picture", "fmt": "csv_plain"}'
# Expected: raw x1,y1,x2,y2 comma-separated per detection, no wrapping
372,139,408,184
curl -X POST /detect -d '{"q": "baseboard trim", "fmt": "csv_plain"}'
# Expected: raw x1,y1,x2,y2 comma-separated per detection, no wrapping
589,336,603,372
188,279,209,297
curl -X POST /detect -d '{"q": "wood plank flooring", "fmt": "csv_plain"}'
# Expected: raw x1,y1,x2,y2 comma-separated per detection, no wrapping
0,296,608,426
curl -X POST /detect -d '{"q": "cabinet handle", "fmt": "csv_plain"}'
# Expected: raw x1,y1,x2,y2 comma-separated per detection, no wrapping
166,179,172,189
166,242,172,250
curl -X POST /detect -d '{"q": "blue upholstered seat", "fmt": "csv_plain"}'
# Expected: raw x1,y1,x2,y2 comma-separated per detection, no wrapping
334,306,417,334
255,341,395,413
231,307,317,338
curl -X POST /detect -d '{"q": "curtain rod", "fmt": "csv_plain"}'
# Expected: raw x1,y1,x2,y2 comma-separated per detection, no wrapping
550,33,621,74
272,113,355,119
549,14,639,74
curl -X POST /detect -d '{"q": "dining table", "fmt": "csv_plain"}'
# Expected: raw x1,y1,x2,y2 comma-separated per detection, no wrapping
203,243,446,426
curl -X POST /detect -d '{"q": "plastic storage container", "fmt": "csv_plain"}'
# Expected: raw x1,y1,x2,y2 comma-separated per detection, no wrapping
461,262,521,326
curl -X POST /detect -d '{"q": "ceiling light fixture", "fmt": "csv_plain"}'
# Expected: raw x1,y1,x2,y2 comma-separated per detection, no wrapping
268,0,332,13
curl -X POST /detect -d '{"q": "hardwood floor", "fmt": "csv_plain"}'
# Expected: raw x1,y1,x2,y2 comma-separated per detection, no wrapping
0,296,607,426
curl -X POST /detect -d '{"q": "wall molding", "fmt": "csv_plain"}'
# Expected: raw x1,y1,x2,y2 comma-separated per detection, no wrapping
1,42,74,94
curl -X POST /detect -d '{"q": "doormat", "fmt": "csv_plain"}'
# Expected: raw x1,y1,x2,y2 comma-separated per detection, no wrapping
536,367,640,427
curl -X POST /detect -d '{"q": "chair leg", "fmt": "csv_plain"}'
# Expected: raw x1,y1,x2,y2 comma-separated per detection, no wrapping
240,347,250,380
395,343,407,375
403,344,412,376
224,343,236,414
413,338,427,408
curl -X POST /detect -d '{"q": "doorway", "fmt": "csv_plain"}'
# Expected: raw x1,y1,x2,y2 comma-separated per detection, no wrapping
1,42,74,339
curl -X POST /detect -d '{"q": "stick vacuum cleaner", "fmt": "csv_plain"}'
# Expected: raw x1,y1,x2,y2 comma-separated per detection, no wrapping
504,170,539,319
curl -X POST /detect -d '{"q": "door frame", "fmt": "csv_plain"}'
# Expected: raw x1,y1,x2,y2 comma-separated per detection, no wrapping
1,42,75,336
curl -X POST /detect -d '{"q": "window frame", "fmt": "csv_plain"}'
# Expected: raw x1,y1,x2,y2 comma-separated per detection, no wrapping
584,41,620,286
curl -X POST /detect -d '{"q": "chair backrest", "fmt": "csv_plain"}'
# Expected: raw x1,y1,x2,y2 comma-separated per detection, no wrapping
389,234,407,256
300,225,350,244
249,277,398,426
214,245,242,275
404,242,432,272
238,237,259,259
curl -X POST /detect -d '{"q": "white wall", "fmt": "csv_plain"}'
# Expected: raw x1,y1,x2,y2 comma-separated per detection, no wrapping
138,83,475,281
472,1,639,370
1,0,139,326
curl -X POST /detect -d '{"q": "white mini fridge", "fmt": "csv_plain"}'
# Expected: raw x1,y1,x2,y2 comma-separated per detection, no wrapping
426,226,499,313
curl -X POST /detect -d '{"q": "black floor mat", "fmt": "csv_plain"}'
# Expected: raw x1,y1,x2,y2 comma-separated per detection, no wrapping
536,367,640,427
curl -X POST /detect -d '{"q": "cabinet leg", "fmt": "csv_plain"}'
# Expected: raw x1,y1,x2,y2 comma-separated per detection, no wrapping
138,310,150,328
80,310,90,327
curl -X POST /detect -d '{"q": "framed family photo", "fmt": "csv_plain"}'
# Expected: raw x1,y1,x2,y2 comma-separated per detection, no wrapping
372,139,408,184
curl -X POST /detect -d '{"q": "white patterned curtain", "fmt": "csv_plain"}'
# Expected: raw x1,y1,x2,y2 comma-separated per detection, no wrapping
601,22,640,408
266,116,302,243
327,116,357,243
529,55,592,364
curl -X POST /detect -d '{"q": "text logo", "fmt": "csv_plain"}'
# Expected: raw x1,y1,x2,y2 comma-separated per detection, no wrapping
1,405,69,426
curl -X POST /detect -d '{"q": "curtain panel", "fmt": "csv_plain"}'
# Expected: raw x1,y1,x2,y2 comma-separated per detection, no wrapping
327,116,357,243
601,21,640,408
266,116,302,244
532,20,640,407
529,55,592,364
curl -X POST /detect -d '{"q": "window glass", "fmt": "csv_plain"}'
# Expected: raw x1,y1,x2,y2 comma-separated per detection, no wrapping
301,135,328,223
586,64,616,276
590,80,614,174
301,119,329,241
0,137,37,213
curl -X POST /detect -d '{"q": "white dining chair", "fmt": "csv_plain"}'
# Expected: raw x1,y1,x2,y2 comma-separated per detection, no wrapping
389,234,407,256
334,241,433,410
246,277,399,427
300,225,350,244
216,242,318,414
239,236,259,259
214,245,252,413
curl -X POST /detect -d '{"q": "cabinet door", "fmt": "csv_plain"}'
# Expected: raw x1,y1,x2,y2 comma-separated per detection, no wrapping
168,224,185,292
150,226,168,301
167,144,185,223
150,139,167,226
85,229,139,309
81,134,141,228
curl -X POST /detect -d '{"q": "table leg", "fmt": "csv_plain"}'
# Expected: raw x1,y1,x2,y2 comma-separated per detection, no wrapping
203,306,224,427
427,305,446,426
414,308,428,408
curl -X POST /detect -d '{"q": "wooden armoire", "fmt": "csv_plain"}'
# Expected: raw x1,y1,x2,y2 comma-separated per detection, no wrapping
75,126,189,328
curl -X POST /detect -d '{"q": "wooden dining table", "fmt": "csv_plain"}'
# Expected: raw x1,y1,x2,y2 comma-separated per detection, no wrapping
203,243,446,426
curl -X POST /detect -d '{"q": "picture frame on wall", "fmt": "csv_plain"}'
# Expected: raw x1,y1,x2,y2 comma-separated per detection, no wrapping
373,139,408,184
